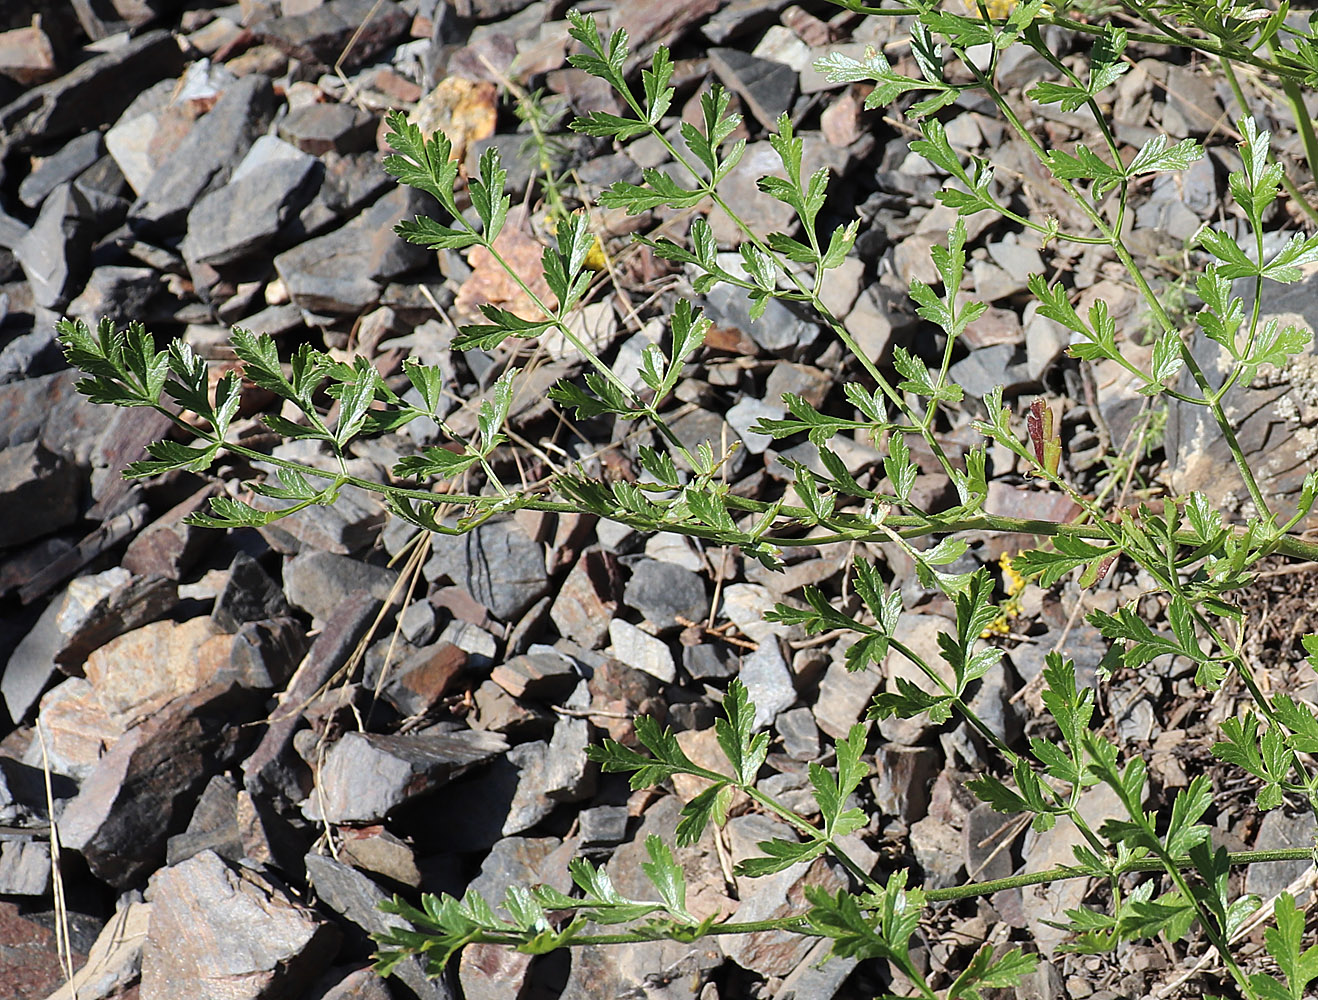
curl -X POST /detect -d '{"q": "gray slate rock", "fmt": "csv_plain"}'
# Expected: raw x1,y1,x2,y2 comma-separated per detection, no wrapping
739,638,795,729
964,802,1016,882
503,693,594,835
243,594,381,803
668,404,749,479
132,73,277,233
1161,63,1224,138
256,477,384,554
775,936,858,1000
1165,269,1318,514
227,617,310,692
558,796,723,1000
0,203,27,249
305,729,509,824
319,150,394,217
549,548,620,650
0,438,80,548
608,618,676,683
141,849,341,1000
0,30,184,153
872,744,939,825
624,558,707,632
775,707,820,761
0,327,64,384
311,968,394,1000
721,813,851,977
60,684,260,888
457,836,564,1000
282,550,398,625
279,102,377,156
212,552,291,634
708,47,798,128
14,182,96,310
19,130,105,208
1245,808,1318,899
423,516,548,622
165,773,243,867
2,591,65,724
682,642,737,680
464,836,562,907
274,184,434,315
947,343,1036,400
813,655,882,741
66,264,158,326
400,600,437,646
578,805,629,847
1133,169,1204,243
909,813,965,890
705,278,819,355
0,754,64,827
0,840,50,895
703,0,794,44
725,396,783,455
425,756,526,853
305,853,454,1000
182,135,320,267
255,0,411,69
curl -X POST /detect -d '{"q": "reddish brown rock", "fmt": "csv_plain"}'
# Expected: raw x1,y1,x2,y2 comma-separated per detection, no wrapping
120,484,217,580
83,617,232,725
141,850,340,1000
586,658,666,746
378,640,466,717
0,21,57,86
489,651,579,702
53,569,179,669
0,900,86,1000
59,684,260,888
549,549,620,650
243,593,382,804
468,680,553,740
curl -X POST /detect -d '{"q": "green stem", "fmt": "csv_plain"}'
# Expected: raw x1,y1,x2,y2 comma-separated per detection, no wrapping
924,847,1316,902
962,51,1274,520
1223,55,1318,227
672,761,884,895
198,431,1318,562
453,846,1318,952
1279,80,1318,194
1102,772,1258,996
886,637,1020,762
613,78,965,485
473,914,812,948
818,1,1308,80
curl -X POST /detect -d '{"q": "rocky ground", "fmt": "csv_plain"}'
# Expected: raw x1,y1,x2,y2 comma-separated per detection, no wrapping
0,1,1317,999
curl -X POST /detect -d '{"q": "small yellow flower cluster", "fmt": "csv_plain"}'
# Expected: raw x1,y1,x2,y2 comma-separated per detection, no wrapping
544,213,608,272
982,552,1028,638
964,0,1020,19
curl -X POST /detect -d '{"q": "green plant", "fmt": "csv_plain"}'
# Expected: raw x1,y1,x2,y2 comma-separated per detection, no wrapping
60,1,1318,997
